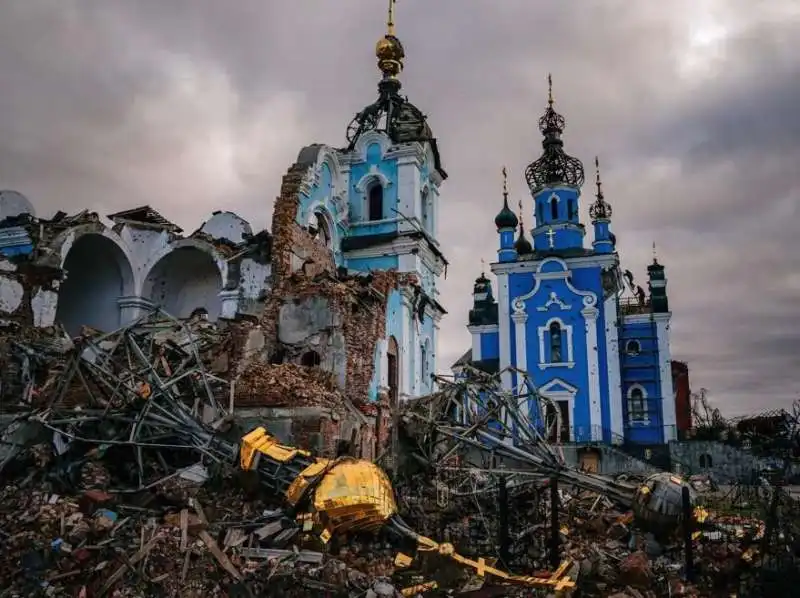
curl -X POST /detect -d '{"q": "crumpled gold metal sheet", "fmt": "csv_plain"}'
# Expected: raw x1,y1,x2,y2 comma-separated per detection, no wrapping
312,458,397,534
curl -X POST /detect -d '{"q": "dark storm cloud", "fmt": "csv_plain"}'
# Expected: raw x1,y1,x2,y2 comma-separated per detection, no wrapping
0,1,798,416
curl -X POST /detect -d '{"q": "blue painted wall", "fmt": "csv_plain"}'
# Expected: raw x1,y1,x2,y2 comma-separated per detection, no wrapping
619,319,665,444
480,331,499,360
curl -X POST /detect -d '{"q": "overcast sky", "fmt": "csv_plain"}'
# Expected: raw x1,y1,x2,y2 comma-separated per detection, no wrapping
1,1,798,416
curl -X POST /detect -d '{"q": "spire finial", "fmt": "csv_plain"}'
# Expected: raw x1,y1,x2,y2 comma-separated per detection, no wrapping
387,0,396,36
652,241,658,263
547,73,554,106
480,257,486,275
375,0,404,79
502,166,509,200
518,198,524,229
595,156,603,199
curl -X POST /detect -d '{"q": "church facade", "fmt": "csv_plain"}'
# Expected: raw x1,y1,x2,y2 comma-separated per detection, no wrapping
455,85,676,446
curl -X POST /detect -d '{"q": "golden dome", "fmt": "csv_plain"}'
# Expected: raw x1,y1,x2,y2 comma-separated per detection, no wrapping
375,34,404,78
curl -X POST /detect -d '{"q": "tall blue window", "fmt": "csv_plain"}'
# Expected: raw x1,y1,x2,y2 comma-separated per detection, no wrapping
550,196,558,220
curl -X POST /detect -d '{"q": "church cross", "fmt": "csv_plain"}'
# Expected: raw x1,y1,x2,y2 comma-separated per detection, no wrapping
546,227,556,249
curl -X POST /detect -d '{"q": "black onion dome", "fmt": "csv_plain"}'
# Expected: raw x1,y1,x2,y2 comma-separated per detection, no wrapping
494,197,518,230
589,196,612,221
589,156,612,221
514,224,533,255
524,79,585,191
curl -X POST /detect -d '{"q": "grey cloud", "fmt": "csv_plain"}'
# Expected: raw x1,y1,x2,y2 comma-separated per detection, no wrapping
0,0,798,415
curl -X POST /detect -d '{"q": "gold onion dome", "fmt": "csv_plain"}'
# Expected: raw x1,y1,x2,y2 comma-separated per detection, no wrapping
375,34,405,78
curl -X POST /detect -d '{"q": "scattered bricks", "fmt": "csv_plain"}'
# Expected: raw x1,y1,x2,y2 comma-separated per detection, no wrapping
618,551,653,589
79,489,115,515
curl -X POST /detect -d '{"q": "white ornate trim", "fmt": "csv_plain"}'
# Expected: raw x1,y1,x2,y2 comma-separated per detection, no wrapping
297,145,346,199
537,316,574,369
656,316,676,441
497,273,512,390
510,258,597,314
622,312,672,325
537,291,571,312
354,169,392,193
351,130,392,163
492,252,618,274
582,305,603,441
538,378,577,442
467,324,499,334
627,383,650,426
343,234,446,276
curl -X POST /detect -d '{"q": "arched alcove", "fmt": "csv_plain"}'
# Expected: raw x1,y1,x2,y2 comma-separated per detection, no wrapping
55,234,134,336
142,247,223,320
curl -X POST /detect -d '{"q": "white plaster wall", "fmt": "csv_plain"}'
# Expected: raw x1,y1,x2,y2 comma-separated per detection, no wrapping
31,289,59,328
0,277,24,314
200,212,253,245
239,259,271,300
142,248,223,320
656,315,677,440
116,227,171,292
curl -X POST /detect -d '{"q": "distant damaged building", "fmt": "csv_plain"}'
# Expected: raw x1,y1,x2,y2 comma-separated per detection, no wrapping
0,16,447,452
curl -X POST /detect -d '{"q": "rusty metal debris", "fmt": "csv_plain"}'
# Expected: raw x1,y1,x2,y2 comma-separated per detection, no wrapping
0,315,798,596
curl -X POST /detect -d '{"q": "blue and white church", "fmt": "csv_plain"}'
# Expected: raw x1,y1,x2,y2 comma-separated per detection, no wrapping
454,82,677,446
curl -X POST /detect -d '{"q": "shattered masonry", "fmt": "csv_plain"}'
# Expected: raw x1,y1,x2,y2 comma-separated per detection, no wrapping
0,147,429,457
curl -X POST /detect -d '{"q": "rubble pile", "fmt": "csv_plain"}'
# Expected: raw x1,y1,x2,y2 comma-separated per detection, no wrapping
235,361,345,408
0,467,406,597
1,316,798,596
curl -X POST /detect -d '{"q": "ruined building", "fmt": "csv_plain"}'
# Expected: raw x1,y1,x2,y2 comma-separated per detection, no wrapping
0,7,446,449
453,79,677,447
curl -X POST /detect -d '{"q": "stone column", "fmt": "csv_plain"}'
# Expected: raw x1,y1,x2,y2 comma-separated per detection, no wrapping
582,299,603,442
117,296,154,327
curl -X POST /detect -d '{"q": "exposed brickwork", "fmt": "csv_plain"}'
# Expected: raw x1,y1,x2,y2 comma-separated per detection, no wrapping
246,153,418,410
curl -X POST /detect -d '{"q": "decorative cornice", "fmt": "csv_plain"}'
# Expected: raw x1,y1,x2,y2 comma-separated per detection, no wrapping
622,311,671,325
491,252,618,274
343,234,446,276
511,258,597,314
511,312,528,324
467,324,499,334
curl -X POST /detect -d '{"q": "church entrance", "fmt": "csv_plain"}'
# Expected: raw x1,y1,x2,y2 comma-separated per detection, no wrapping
544,399,571,443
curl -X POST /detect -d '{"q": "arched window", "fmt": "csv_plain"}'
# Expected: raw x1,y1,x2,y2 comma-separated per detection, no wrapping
567,199,576,220
549,321,563,363
625,339,641,356
308,210,331,248
550,196,559,220
368,184,383,221
628,386,647,422
301,350,321,367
